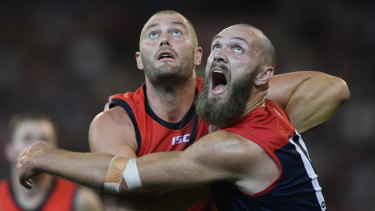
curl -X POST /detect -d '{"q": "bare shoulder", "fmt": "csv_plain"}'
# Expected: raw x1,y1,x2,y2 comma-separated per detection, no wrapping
89,106,137,157
74,186,104,211
92,106,131,125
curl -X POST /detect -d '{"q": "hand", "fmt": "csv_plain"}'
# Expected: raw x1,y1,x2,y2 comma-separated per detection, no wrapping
208,125,218,133
16,141,52,189
104,95,115,111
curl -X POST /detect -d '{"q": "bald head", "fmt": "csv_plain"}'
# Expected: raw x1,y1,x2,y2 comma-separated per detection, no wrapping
219,24,276,69
139,10,198,48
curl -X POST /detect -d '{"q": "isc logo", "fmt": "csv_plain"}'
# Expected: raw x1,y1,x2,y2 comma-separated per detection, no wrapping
172,134,190,145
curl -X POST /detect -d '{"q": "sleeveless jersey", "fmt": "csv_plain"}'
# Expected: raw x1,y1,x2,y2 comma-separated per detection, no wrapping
212,100,326,211
0,178,77,211
110,78,212,210
109,78,209,156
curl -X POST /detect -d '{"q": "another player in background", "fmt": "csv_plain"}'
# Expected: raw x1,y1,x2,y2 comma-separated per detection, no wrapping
0,113,103,211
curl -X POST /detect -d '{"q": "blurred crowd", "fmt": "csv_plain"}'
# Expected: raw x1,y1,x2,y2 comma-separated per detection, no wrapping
0,0,374,210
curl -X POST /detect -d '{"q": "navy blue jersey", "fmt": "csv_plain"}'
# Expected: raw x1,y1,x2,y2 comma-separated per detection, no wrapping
212,100,326,211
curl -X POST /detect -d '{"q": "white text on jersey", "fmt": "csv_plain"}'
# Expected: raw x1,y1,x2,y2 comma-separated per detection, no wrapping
172,134,190,145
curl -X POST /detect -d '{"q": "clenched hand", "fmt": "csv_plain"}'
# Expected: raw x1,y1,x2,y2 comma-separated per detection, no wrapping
16,141,52,189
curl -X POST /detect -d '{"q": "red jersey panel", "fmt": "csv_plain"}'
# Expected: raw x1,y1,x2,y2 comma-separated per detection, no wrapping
0,178,77,211
110,78,212,210
110,78,210,156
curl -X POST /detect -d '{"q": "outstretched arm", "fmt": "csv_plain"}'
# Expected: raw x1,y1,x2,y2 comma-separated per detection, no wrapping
17,141,113,190
268,71,350,133
17,131,267,193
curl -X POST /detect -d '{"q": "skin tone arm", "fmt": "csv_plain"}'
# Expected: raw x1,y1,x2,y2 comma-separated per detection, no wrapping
89,106,138,158
16,71,350,198
17,131,274,195
267,71,350,133
90,100,211,209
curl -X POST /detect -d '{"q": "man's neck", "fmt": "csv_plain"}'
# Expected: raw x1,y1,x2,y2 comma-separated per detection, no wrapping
145,76,197,123
242,89,268,118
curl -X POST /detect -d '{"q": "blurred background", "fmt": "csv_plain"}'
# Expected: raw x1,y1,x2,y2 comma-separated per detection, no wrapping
0,0,373,210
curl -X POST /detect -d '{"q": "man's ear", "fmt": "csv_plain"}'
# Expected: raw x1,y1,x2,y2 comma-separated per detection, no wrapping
135,52,144,70
255,66,274,86
194,47,203,66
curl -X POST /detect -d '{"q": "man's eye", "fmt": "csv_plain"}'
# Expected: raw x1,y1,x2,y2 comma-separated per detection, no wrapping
171,30,182,36
149,32,158,38
233,47,243,53
213,45,221,51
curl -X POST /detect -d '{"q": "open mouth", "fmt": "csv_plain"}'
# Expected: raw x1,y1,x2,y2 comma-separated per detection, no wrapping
211,69,227,95
157,51,175,60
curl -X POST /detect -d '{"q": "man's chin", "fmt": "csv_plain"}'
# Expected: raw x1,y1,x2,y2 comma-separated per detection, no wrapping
207,93,229,105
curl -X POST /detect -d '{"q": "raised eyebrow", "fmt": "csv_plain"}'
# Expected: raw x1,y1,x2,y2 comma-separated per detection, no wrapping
211,35,222,46
212,35,221,42
146,22,187,32
145,23,160,33
212,35,250,47
169,22,188,31
232,37,250,47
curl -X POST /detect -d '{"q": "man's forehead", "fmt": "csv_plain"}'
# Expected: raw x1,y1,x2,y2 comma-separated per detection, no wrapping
146,14,188,28
214,31,251,44
213,26,258,44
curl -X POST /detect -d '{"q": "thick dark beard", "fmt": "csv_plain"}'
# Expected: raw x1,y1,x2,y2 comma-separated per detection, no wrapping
196,71,256,128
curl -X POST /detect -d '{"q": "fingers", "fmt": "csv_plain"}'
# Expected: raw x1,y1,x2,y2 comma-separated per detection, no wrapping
104,102,110,111
17,151,32,189
16,143,42,190
108,95,114,102
17,161,33,189
20,178,33,189
104,95,115,111
208,125,218,133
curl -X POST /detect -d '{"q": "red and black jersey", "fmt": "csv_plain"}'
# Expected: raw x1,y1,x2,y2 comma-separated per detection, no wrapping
109,78,210,156
212,100,326,210
0,178,78,211
109,78,212,210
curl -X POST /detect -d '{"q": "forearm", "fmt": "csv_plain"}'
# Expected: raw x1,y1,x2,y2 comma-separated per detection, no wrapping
126,134,240,191
37,148,113,189
136,151,203,189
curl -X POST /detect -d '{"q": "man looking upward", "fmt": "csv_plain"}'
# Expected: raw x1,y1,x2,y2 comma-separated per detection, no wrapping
18,10,349,211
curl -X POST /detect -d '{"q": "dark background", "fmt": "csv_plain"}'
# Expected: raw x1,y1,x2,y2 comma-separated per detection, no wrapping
0,1,374,210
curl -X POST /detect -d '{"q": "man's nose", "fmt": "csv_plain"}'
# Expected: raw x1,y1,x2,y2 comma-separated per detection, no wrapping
159,33,170,47
213,49,228,63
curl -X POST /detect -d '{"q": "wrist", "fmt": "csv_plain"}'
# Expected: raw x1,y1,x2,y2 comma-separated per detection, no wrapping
35,145,58,173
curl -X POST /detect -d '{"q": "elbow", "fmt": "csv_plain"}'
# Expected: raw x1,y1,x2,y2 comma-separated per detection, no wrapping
332,76,350,105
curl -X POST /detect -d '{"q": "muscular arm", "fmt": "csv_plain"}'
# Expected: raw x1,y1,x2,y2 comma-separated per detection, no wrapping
17,131,271,195
135,131,265,190
90,104,211,210
89,106,137,158
268,71,350,133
